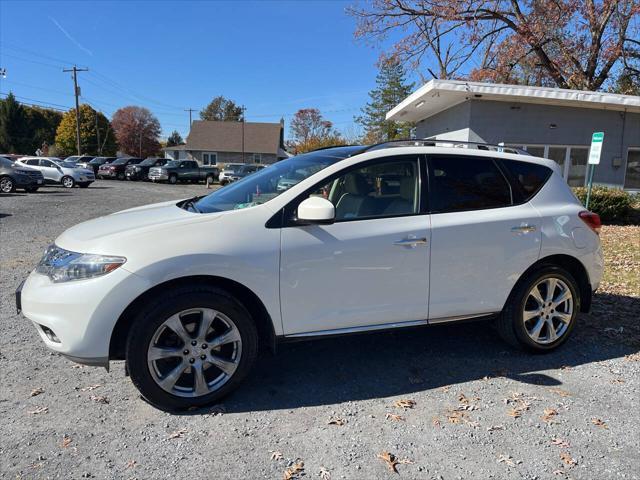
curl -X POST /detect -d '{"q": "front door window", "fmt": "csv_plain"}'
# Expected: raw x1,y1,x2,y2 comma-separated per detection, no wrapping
567,147,588,186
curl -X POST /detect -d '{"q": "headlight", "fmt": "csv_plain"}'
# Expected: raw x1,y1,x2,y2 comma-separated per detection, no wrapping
36,245,126,283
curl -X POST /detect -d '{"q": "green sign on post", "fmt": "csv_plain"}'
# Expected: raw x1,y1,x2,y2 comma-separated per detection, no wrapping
585,132,604,210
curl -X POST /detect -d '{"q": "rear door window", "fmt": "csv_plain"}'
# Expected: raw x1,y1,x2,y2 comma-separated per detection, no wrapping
428,155,512,213
500,159,552,202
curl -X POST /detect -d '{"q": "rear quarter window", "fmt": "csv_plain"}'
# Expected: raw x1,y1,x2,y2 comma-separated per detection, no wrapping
500,159,552,202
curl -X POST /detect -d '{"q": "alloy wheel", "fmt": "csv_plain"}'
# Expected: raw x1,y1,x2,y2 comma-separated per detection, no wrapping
0,177,14,193
522,277,574,345
62,176,74,188
147,308,242,398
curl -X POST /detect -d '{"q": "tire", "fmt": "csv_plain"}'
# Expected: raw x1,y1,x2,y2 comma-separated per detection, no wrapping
61,176,75,188
126,285,259,411
496,266,580,352
78,182,91,188
24,186,39,193
0,176,15,193
116,172,125,181
168,174,178,185
206,174,215,185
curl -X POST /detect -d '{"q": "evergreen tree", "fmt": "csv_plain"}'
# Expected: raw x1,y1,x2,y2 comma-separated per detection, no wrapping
166,130,184,147
356,59,414,143
0,93,29,153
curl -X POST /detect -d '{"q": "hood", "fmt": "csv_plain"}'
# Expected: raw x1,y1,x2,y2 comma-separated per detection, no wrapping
55,200,221,254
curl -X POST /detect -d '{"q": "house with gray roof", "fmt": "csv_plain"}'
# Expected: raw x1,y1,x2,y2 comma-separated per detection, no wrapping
164,119,289,166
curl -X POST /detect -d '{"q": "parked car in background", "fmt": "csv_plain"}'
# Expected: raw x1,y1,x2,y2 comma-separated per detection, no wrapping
219,163,244,185
98,157,144,180
125,157,168,181
227,163,266,183
0,153,26,162
85,156,118,175
0,156,45,193
148,160,218,184
16,142,604,410
66,155,94,167
16,157,95,188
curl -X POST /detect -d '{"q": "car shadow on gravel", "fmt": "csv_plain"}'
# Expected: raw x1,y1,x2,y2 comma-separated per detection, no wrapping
183,293,640,415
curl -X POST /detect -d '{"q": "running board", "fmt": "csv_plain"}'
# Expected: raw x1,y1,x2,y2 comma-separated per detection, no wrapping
284,313,498,339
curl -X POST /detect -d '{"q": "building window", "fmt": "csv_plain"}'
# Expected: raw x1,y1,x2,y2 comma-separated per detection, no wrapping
567,147,588,187
253,153,262,164
624,149,640,190
202,152,218,165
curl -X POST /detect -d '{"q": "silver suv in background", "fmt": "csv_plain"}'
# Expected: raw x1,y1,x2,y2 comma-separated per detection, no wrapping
16,157,95,188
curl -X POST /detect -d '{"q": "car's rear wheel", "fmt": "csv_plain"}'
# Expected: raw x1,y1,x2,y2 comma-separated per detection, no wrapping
126,286,258,411
0,176,15,193
61,176,75,188
497,266,580,352
168,174,178,184
117,172,125,181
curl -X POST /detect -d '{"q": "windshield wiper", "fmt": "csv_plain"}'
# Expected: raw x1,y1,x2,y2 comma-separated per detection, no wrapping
181,196,202,213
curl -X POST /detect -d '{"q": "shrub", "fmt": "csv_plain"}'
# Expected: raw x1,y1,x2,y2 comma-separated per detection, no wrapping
572,186,637,224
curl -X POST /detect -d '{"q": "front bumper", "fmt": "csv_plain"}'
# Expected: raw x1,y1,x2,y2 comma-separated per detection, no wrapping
98,170,118,178
18,267,152,367
148,173,169,181
125,170,144,180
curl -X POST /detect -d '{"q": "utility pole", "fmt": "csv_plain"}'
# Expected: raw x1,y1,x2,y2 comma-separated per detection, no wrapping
63,65,89,155
241,105,246,163
94,110,101,155
184,108,196,126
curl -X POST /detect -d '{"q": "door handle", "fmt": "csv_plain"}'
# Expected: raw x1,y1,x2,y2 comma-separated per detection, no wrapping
511,225,537,233
394,237,428,247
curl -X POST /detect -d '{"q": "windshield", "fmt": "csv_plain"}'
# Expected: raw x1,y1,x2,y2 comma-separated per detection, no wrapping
165,160,179,168
223,164,243,173
90,157,108,164
1,157,13,168
140,158,160,166
238,165,258,174
112,158,130,165
194,146,363,213
61,161,78,168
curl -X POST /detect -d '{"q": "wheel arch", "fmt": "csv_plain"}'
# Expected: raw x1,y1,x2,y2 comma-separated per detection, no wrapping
507,254,592,313
109,275,277,360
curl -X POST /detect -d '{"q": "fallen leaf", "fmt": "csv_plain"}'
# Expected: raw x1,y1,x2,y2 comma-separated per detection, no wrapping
432,416,441,427
507,408,522,418
440,386,451,392
497,454,516,467
591,418,608,429
30,388,44,397
548,388,571,397
328,417,345,426
541,408,558,423
553,469,567,477
60,436,72,448
80,384,102,392
283,460,304,480
376,451,412,473
125,460,137,469
610,378,625,384
487,425,505,431
551,438,570,448
27,406,48,415
270,451,284,461
385,413,405,422
90,395,109,404
168,428,187,439
560,451,577,466
318,467,330,480
394,399,416,409
625,353,640,362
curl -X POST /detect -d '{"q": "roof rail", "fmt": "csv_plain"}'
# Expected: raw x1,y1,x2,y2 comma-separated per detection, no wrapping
363,138,531,156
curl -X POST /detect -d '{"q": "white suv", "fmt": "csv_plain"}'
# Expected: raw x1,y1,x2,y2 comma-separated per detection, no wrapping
17,157,95,188
17,142,604,410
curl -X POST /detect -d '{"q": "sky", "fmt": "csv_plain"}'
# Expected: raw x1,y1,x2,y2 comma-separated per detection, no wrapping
0,0,411,140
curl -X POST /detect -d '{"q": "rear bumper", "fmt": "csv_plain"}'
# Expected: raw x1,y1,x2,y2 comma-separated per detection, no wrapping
148,173,169,181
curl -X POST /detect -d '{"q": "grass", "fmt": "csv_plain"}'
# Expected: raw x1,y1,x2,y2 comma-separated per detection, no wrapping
598,225,640,298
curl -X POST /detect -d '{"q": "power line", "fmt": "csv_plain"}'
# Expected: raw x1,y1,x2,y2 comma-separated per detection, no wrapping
0,92,70,111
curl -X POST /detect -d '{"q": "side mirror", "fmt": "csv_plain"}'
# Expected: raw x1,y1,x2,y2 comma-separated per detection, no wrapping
297,196,335,224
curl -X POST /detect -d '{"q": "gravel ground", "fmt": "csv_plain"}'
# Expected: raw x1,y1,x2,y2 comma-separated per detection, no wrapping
1,181,639,480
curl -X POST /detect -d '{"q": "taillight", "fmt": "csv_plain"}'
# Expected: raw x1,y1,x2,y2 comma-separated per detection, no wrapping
579,211,601,235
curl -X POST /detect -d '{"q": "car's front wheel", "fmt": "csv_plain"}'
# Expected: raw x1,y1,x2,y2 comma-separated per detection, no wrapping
61,176,75,188
126,286,258,411
497,266,580,352
1,176,16,193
